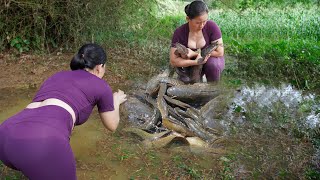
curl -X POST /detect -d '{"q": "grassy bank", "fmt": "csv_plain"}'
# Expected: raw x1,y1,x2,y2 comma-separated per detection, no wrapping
2,1,319,90
101,3,320,90
211,6,320,89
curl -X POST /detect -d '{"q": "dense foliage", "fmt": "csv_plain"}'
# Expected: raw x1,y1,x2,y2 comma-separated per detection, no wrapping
0,0,159,52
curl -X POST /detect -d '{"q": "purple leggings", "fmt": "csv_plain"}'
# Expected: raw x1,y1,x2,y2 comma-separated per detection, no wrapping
0,106,76,180
202,56,225,81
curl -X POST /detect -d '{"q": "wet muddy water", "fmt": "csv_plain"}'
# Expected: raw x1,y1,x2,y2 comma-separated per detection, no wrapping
0,85,317,179
0,88,223,179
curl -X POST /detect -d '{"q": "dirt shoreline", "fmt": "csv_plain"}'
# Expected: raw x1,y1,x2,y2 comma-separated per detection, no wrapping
0,52,138,90
0,53,71,89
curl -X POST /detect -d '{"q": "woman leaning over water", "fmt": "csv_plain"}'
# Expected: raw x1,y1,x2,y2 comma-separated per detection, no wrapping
0,43,127,180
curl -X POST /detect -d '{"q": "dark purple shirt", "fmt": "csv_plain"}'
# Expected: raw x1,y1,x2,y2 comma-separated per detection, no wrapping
33,70,114,125
171,20,222,50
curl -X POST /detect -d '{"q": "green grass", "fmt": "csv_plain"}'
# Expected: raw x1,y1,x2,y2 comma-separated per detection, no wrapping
209,6,320,89
0,161,27,180
213,7,319,41
2,1,319,90
99,3,320,90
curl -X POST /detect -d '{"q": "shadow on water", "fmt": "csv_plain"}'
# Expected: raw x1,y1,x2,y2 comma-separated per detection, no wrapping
0,84,319,179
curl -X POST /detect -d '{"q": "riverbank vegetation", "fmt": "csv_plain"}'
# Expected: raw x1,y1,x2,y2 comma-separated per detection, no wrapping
1,0,319,89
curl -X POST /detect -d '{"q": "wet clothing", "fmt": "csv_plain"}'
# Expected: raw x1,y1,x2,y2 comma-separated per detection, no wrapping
0,70,114,180
171,20,225,82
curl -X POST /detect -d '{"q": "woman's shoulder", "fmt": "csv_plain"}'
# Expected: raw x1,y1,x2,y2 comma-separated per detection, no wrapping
88,75,112,92
75,72,113,97
205,20,220,29
174,23,188,34
50,70,108,86
44,70,69,81
51,70,78,77
172,23,189,46
93,78,113,98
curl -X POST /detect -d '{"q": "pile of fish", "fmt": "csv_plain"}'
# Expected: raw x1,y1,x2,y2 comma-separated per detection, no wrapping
121,69,231,150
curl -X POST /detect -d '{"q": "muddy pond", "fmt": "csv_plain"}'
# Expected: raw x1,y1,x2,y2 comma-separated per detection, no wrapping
0,82,318,179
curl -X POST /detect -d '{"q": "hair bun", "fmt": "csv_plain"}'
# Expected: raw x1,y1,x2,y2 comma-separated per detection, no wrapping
70,53,86,70
184,0,208,19
184,4,190,16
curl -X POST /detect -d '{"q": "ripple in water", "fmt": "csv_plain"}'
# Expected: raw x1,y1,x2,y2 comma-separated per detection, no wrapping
226,84,320,130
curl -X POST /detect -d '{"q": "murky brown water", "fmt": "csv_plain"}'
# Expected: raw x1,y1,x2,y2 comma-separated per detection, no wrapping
0,87,316,179
0,88,223,179
0,88,136,179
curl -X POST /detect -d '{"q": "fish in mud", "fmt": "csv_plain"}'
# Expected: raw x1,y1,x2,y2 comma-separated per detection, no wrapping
122,96,160,130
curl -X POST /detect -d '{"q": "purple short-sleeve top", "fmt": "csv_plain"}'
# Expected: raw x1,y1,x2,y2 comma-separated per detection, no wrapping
32,70,114,126
171,20,222,50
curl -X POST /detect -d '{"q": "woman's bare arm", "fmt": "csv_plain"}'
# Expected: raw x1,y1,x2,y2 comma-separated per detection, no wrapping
210,38,224,57
99,90,127,132
170,48,199,67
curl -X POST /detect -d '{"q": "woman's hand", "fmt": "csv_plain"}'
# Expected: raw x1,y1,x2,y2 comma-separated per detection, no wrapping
113,89,127,106
99,89,127,132
195,53,210,65
187,48,199,59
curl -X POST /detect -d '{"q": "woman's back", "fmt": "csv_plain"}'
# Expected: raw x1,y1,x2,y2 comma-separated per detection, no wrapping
33,70,114,125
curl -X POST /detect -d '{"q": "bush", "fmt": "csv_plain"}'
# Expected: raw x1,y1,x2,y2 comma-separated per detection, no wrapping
0,1,87,52
0,0,158,52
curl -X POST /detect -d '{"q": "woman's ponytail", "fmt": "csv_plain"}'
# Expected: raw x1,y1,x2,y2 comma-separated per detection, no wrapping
70,53,85,70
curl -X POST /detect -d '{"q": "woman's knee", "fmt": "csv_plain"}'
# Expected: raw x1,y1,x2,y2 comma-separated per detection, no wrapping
204,57,225,71
203,57,225,81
